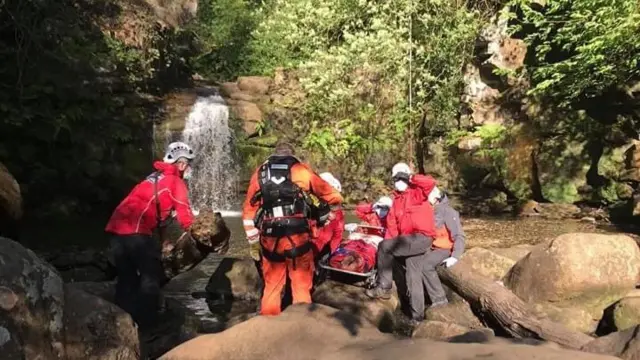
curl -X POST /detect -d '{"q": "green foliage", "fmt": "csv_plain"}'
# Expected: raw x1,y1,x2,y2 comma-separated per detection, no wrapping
192,0,262,80
509,0,640,107
237,0,483,191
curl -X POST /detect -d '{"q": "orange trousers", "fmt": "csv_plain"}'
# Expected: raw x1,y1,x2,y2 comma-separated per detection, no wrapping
259,234,315,316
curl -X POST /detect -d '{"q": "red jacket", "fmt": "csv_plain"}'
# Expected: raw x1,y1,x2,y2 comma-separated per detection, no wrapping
385,174,437,239
105,161,195,236
313,209,345,254
355,203,387,228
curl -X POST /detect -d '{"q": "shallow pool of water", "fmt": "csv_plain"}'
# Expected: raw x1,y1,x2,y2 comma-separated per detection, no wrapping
164,212,640,333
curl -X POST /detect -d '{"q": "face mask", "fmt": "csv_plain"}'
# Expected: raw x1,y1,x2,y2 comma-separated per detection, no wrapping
375,207,389,219
182,167,193,180
394,181,408,192
428,187,442,205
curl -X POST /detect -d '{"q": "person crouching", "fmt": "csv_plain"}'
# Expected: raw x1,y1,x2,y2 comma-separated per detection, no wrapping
405,186,465,322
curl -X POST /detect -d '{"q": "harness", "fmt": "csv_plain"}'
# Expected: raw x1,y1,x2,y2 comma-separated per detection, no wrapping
147,171,168,232
253,156,314,268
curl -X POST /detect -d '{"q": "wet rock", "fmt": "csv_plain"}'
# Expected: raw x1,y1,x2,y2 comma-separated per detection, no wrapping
227,100,263,135
64,285,139,360
141,298,201,359
312,280,398,332
459,247,515,281
412,320,470,340
0,237,65,359
424,301,484,329
0,162,22,239
205,257,262,301
163,210,231,280
533,302,598,334
519,201,583,220
237,76,272,95
581,325,640,360
505,233,640,318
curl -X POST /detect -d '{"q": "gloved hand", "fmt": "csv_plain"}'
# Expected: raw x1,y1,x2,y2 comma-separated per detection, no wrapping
441,257,458,268
249,242,262,262
344,223,358,232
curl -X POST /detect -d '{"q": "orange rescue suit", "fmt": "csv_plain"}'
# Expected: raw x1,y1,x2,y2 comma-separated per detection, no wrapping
242,159,342,316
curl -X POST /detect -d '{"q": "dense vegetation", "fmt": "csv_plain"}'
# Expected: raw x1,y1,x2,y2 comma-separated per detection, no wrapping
1,0,638,219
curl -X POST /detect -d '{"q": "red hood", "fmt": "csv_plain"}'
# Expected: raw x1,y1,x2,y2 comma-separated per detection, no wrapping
153,161,181,176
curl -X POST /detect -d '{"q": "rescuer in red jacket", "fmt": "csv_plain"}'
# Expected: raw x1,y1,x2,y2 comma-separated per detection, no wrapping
105,142,196,329
365,162,437,300
312,172,345,255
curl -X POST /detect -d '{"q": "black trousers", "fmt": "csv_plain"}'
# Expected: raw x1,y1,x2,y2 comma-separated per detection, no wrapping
109,233,165,329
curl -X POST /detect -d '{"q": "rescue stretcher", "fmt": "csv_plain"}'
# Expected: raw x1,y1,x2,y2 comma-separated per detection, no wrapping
316,224,384,289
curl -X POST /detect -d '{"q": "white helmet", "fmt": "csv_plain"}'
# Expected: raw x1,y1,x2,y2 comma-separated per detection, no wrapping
392,162,412,177
163,142,195,164
374,196,393,209
319,172,342,192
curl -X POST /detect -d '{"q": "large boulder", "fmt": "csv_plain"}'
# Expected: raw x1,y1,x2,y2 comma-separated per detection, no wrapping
505,233,640,317
64,285,139,360
581,325,640,360
159,303,390,360
158,304,620,360
533,302,599,334
318,338,616,360
459,247,515,281
0,163,22,239
311,280,399,332
205,257,262,301
0,237,65,359
67,281,200,359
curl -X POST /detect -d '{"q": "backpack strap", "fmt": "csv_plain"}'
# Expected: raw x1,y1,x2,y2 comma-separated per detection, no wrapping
151,171,162,230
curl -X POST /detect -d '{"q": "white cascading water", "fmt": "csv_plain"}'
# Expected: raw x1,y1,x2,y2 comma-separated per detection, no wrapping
178,95,240,213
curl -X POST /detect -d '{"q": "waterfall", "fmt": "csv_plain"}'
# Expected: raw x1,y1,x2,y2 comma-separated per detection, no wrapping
178,95,240,212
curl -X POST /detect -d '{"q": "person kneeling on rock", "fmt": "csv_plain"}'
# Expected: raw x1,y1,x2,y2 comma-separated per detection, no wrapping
365,162,438,300
404,186,465,322
105,142,197,330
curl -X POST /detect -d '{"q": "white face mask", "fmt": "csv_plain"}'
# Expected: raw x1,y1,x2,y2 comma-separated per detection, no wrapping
428,187,442,205
394,181,408,192
374,207,389,219
183,167,193,180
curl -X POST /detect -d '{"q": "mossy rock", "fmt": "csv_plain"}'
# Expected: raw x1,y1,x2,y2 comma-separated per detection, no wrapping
612,296,640,331
536,139,589,203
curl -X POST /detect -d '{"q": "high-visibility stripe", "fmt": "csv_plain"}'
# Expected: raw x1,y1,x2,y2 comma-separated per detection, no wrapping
245,228,259,237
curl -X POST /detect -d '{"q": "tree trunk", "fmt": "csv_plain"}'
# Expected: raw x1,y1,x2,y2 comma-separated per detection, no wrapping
436,262,594,350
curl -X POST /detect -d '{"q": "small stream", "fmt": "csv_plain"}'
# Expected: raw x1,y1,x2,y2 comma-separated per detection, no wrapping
161,211,640,334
